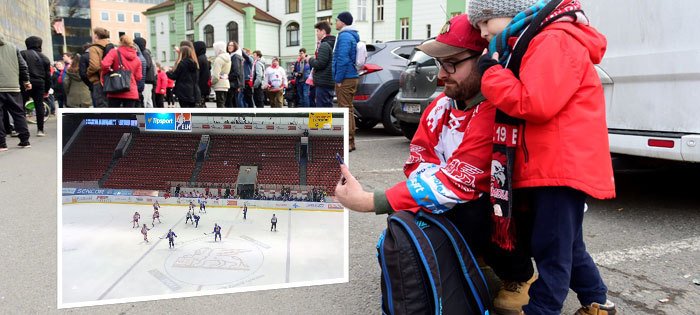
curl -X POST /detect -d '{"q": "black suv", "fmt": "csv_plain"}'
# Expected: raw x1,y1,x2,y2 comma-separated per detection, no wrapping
394,48,444,140
354,40,423,135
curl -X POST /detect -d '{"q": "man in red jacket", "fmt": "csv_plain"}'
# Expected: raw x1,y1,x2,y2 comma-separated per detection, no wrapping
336,14,535,314
470,1,616,314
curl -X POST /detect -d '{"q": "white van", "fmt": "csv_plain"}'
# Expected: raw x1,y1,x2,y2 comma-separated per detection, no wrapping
587,0,700,162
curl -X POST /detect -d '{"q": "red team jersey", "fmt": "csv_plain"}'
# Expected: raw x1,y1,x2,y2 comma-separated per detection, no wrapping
384,93,495,214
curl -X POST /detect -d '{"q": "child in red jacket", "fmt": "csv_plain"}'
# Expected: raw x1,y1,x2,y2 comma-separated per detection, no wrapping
154,63,168,108
469,1,616,315
166,70,175,107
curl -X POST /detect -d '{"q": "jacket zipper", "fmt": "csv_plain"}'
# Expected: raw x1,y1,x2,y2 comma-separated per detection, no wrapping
521,123,529,163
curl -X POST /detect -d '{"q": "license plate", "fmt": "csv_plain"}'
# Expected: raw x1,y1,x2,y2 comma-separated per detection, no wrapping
403,103,421,114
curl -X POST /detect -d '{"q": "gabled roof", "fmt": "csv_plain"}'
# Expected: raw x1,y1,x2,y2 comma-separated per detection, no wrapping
196,0,281,25
144,0,175,14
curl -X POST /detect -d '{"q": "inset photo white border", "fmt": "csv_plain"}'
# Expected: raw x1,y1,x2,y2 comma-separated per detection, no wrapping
57,108,350,308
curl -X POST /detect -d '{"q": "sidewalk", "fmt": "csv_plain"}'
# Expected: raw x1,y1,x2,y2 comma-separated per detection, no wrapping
0,118,58,311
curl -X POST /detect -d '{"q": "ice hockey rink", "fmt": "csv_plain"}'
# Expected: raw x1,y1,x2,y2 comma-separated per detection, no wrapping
60,202,346,306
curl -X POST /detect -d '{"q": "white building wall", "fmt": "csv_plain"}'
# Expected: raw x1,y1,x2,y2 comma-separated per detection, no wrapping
411,0,447,41
349,0,373,44
154,13,172,66
198,2,246,57
373,0,397,43
256,22,280,59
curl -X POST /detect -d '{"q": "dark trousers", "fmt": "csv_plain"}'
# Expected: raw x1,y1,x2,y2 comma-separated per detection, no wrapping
271,222,277,231
91,83,108,108
169,239,175,248
215,91,228,108
23,86,45,132
166,88,175,105
243,86,254,108
522,187,608,315
108,98,136,108
225,86,238,108
253,87,265,108
214,232,221,241
0,92,30,146
445,195,534,283
179,101,196,108
308,85,316,107
314,85,334,107
154,94,164,108
2,106,12,134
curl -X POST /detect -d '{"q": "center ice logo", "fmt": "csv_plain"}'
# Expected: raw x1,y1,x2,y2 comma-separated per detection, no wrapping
164,241,264,286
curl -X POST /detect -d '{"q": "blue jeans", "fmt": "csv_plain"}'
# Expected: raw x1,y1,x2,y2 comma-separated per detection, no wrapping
297,82,309,107
314,86,334,107
523,187,608,315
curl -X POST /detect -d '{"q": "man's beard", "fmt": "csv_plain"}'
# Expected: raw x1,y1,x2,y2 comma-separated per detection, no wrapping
443,66,481,101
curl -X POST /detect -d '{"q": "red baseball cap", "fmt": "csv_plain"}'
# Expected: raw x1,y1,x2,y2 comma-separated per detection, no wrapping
417,14,489,58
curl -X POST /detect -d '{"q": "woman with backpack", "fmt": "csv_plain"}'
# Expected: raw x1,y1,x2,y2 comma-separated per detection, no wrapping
166,45,200,108
63,54,92,107
100,35,143,107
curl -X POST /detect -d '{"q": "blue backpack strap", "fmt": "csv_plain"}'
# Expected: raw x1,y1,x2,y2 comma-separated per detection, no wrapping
417,211,492,315
391,210,443,315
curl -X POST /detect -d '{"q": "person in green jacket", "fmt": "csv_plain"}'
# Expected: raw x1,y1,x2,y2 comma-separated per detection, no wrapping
63,54,91,108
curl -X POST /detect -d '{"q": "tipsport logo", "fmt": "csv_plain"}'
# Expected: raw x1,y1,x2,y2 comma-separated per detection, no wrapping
145,113,192,132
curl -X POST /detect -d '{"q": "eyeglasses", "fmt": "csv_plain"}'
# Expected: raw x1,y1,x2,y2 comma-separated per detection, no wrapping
435,54,479,74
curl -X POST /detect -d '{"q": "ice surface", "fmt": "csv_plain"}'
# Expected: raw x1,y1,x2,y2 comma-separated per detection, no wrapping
61,203,345,305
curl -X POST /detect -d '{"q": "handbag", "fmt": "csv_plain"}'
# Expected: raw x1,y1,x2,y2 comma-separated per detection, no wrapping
103,50,132,93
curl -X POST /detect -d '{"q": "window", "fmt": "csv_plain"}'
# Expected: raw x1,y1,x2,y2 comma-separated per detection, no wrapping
162,51,166,62
170,16,176,32
427,24,431,38
134,32,142,38
317,16,331,24
400,18,410,40
286,22,299,47
160,22,164,34
186,2,194,31
287,0,298,13
171,45,176,60
101,12,109,21
204,25,214,47
376,0,384,21
117,13,125,22
186,34,194,42
357,0,367,22
393,46,414,60
226,22,239,42
133,14,141,23
318,0,331,11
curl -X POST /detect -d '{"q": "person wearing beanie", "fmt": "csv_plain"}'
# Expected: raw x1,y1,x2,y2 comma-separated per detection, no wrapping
193,41,211,107
334,14,534,314
471,1,616,315
332,11,360,151
134,37,155,107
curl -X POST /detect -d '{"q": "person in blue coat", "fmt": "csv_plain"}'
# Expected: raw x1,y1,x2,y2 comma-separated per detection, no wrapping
332,12,360,151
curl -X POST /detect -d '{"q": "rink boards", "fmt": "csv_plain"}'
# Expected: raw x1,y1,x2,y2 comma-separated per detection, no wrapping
59,202,347,307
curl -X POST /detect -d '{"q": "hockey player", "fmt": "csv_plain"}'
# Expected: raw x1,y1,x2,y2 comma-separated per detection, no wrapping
132,211,140,228
153,200,160,211
185,210,193,224
243,204,248,220
166,229,177,249
189,200,195,212
152,208,161,227
270,214,277,232
212,223,222,241
193,213,200,228
141,224,151,242
199,198,207,213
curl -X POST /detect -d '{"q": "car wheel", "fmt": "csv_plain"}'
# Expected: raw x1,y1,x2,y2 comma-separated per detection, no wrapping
382,96,402,136
356,117,379,130
399,122,418,140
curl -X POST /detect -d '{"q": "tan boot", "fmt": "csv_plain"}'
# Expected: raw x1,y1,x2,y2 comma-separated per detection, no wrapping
493,274,538,315
574,300,617,315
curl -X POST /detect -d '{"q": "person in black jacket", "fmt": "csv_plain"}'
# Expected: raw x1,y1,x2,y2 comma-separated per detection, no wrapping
166,45,200,108
307,22,336,107
134,37,156,107
20,36,51,136
226,41,243,108
193,41,210,107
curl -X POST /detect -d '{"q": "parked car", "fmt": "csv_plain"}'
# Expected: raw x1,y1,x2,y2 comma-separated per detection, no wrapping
353,40,423,135
395,47,444,140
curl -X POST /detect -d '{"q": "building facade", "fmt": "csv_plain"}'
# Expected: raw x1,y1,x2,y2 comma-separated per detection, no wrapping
1,0,53,59
144,0,470,66
90,0,165,45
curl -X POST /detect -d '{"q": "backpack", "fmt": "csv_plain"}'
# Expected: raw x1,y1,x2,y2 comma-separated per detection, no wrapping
377,210,492,315
80,43,114,86
355,41,367,70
